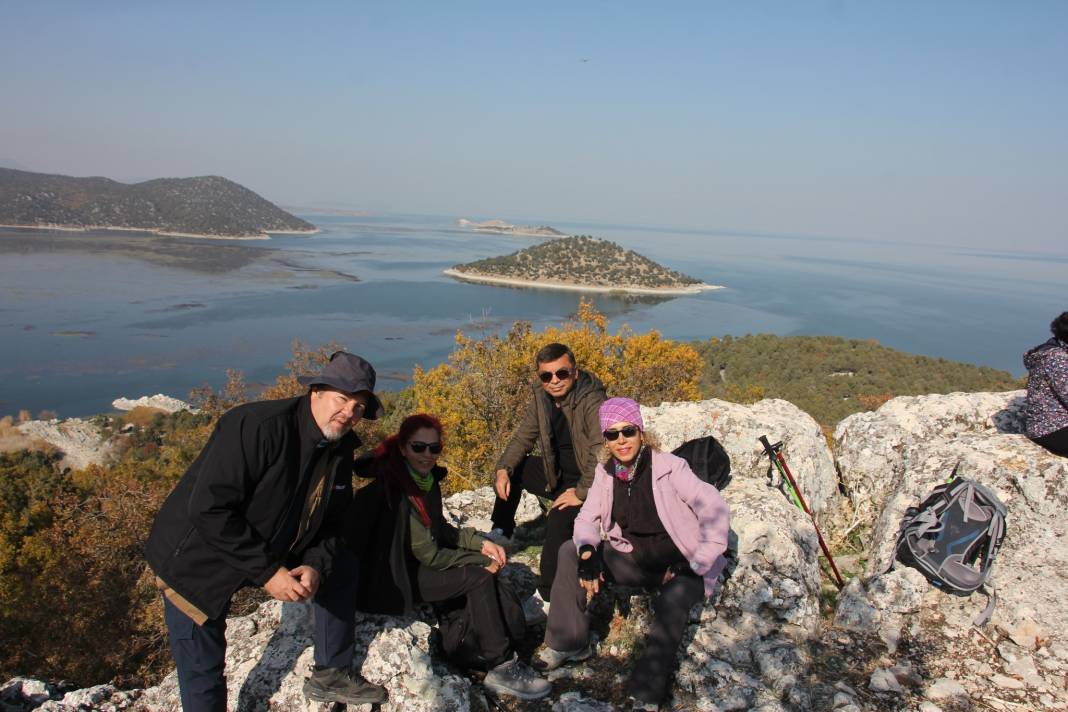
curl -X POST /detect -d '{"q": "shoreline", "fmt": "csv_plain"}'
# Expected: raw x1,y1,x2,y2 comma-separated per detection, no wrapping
470,228,567,238
443,268,723,295
0,223,320,241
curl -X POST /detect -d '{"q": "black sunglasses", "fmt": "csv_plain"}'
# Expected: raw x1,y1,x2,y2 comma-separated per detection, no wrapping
603,426,640,441
538,368,573,383
408,441,443,454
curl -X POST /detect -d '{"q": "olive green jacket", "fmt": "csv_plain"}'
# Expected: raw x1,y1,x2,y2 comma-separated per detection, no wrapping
494,369,607,501
408,495,490,570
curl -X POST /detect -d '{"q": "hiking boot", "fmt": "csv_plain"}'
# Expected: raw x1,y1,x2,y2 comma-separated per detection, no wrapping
522,591,549,625
483,653,551,700
629,697,660,711
303,666,387,705
532,642,593,671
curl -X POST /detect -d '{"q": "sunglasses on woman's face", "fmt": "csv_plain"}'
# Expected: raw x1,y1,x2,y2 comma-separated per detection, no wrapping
408,441,443,454
603,426,640,441
538,367,573,383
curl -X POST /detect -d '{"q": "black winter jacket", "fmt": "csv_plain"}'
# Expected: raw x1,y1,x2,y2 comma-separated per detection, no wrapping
493,369,607,500
347,460,485,615
145,395,356,620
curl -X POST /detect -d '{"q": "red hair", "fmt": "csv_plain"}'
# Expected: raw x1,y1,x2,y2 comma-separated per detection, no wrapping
376,414,444,528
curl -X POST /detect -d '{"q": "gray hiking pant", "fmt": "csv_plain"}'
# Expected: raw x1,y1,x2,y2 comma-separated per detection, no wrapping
545,541,704,704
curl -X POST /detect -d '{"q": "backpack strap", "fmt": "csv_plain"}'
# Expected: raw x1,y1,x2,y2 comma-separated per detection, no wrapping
973,582,997,627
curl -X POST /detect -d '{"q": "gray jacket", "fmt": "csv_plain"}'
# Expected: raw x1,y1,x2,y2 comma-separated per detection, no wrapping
494,369,607,500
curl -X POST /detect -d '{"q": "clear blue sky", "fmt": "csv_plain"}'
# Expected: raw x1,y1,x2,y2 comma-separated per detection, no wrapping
2,1,1066,251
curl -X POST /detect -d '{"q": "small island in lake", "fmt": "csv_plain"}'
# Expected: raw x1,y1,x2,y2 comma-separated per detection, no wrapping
0,168,317,239
455,218,567,238
445,235,721,295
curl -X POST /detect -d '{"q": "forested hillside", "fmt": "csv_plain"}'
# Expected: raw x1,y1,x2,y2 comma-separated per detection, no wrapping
0,168,315,237
696,334,1024,426
452,235,702,289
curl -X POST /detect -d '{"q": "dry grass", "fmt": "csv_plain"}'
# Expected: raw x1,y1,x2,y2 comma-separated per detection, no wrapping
119,406,167,428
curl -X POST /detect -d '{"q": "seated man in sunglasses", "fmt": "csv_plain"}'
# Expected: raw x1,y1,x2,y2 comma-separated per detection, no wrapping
490,342,607,623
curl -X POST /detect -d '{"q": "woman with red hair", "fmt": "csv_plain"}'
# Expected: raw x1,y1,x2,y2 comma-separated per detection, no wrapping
348,414,550,700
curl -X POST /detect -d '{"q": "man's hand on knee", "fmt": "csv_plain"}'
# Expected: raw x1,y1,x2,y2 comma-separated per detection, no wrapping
552,487,582,510
264,566,313,602
494,468,511,500
289,565,322,600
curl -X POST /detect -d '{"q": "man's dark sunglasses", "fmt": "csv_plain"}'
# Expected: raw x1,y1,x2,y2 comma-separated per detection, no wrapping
538,368,573,383
409,441,443,454
603,426,640,441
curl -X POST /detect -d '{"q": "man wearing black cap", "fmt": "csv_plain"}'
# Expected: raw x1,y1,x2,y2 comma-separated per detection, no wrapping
145,352,387,711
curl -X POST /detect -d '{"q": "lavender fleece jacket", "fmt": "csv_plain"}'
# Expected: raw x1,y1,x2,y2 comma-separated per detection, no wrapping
573,449,730,597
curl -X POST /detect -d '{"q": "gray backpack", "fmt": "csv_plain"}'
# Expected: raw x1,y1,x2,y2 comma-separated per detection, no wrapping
893,473,1007,625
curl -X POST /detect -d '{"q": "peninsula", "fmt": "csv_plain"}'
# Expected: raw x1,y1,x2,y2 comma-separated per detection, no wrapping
445,234,720,295
455,218,566,238
0,168,317,239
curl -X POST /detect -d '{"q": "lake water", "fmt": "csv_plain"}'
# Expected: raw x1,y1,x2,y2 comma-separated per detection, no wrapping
1,214,1064,417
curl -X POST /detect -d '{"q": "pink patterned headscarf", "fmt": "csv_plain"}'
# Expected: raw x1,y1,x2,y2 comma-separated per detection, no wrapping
598,397,644,433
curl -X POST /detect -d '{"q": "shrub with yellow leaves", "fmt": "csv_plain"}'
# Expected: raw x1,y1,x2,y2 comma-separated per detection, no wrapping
413,299,702,490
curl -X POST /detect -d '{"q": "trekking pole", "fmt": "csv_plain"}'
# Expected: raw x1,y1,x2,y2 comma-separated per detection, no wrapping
758,435,845,589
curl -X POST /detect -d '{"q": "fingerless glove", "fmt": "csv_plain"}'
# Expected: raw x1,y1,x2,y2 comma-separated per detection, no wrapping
577,544,602,581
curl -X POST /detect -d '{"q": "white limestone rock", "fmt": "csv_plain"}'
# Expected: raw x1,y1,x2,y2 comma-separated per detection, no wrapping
15,418,113,470
132,601,471,712
111,395,194,413
925,677,968,701
718,480,823,632
442,486,541,531
835,391,1068,642
674,476,823,710
833,389,1027,550
833,568,927,652
642,398,839,513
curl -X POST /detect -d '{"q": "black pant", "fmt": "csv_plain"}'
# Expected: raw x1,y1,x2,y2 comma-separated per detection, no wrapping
416,564,512,667
164,550,359,712
1033,426,1068,457
546,541,705,705
490,455,581,600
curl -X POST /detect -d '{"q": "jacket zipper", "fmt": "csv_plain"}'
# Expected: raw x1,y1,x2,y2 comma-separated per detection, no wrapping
173,526,194,557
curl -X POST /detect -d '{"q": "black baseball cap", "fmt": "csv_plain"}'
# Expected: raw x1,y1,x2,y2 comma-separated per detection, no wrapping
297,351,384,420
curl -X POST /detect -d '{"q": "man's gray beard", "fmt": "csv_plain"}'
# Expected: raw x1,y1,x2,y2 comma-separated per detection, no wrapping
321,423,348,441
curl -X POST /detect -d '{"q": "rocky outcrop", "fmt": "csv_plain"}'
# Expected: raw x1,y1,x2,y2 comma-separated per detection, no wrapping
14,418,112,470
8,392,1068,710
134,603,471,712
834,390,1068,708
111,395,194,414
643,397,838,513
833,390,1029,546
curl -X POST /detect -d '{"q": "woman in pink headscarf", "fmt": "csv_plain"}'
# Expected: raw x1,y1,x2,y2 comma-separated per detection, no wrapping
534,397,730,711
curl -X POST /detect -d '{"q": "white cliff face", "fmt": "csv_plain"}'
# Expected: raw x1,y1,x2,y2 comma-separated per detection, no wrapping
8,393,1068,711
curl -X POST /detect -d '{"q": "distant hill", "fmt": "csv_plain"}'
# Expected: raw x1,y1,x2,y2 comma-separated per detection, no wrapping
696,333,1024,427
447,235,711,294
0,168,315,238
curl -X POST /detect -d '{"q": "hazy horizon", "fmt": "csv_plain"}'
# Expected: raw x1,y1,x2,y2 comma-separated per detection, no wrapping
2,2,1067,253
